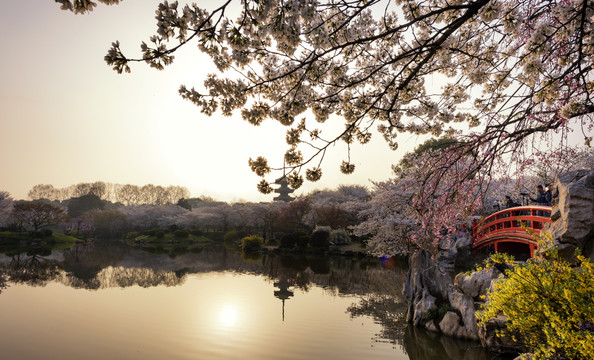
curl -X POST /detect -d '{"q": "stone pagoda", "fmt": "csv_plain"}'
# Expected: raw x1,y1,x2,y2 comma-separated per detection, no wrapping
273,176,295,202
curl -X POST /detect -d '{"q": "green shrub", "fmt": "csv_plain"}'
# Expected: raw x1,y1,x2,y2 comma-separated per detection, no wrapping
143,229,156,236
29,231,44,239
173,229,189,239
42,229,53,237
224,230,239,242
310,226,331,248
126,231,139,240
279,233,296,248
155,231,165,239
191,229,203,236
168,224,179,232
241,235,263,252
293,231,309,248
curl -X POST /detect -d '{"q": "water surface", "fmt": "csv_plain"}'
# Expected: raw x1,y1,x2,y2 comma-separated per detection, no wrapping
0,243,499,359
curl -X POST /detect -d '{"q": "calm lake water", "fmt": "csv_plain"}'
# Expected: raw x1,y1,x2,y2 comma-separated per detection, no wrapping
0,242,501,360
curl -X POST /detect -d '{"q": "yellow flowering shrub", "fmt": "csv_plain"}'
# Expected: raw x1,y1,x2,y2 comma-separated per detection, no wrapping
478,248,594,359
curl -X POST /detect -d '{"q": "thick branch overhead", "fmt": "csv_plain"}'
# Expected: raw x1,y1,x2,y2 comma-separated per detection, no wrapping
94,0,593,192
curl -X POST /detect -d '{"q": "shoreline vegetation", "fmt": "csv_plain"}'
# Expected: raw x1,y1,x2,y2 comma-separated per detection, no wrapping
0,231,78,254
0,226,374,261
123,228,372,259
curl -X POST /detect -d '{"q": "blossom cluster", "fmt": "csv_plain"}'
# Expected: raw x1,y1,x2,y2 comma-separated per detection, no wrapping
55,0,121,14
94,0,593,195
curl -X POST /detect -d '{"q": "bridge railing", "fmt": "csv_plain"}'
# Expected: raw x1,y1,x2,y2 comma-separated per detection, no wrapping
472,206,552,253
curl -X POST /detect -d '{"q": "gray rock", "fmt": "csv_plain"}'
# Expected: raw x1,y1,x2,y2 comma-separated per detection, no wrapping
543,169,594,260
478,314,527,355
454,267,501,300
411,289,437,326
404,249,453,304
436,233,473,270
447,287,480,340
438,311,472,339
405,248,480,339
455,234,472,249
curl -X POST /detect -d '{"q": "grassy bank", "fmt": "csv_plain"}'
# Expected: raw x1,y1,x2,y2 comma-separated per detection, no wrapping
0,231,78,254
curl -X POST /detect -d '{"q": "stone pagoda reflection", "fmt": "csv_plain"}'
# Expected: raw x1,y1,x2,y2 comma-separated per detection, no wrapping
273,276,294,321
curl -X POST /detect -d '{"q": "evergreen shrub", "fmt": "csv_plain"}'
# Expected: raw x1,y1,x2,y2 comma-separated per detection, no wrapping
241,235,263,252
310,226,331,248
173,229,189,239
279,233,296,248
143,229,156,236
224,230,239,242
293,231,309,248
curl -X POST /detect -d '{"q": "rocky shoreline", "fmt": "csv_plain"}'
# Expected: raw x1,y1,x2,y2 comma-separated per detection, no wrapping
403,169,594,357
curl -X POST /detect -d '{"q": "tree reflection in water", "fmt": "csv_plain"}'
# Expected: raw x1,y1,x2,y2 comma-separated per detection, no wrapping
347,295,408,349
0,246,409,337
0,244,498,359
3,252,61,286
0,269,7,294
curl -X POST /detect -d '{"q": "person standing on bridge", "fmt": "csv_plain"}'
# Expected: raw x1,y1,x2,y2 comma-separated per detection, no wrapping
530,185,550,206
504,195,520,209
545,185,552,206
530,185,551,216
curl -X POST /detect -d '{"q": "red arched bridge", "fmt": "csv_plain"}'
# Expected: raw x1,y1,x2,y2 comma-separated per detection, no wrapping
472,206,552,258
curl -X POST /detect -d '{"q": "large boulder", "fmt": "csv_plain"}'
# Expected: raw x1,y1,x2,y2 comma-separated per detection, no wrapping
412,289,438,325
543,169,594,260
446,287,480,340
404,249,452,300
439,312,464,338
478,313,528,355
454,267,502,300
404,249,453,326
404,249,480,340
436,232,473,270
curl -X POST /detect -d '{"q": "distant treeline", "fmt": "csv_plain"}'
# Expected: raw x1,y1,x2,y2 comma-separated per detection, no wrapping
28,182,190,206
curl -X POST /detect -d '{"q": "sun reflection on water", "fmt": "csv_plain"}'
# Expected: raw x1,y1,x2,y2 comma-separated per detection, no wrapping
218,305,239,327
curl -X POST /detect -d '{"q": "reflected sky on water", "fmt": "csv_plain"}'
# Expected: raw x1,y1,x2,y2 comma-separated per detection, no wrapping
0,243,503,360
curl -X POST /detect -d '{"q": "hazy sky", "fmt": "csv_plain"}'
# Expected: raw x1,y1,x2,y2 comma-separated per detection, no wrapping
1,0,424,202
